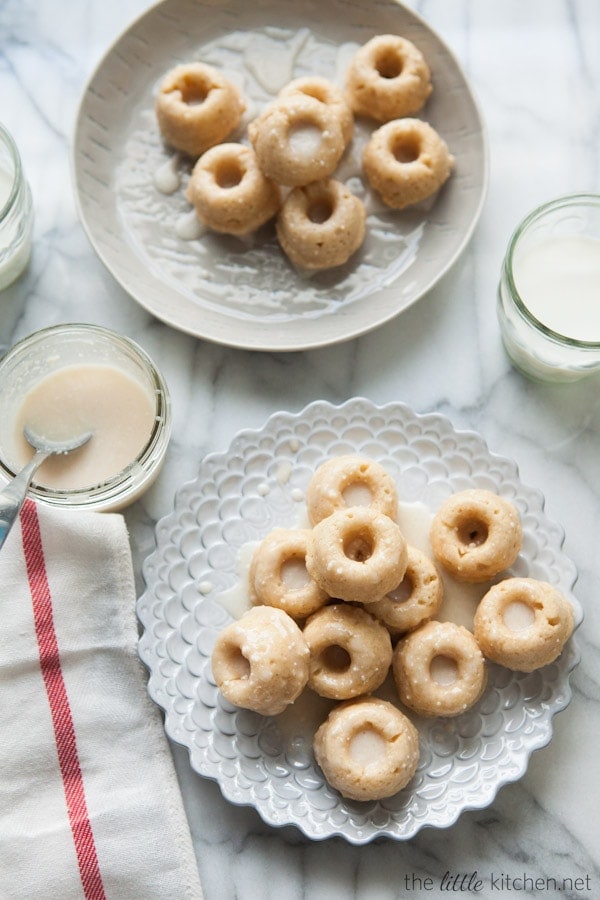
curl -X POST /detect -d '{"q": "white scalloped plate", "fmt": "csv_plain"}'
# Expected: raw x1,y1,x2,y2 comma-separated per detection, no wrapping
72,0,487,351
137,398,582,843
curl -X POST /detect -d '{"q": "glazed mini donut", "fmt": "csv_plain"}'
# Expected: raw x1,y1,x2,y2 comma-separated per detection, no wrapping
248,94,346,186
210,606,309,716
362,118,454,210
368,545,443,635
279,76,354,145
305,507,408,604
276,178,366,270
473,577,575,672
345,34,432,123
313,697,420,801
429,489,523,583
393,620,487,717
155,62,246,158
302,604,393,699
186,143,280,235
306,455,398,526
249,528,329,619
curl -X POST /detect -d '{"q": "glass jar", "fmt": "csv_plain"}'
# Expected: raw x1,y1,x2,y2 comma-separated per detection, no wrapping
497,194,600,382
0,123,33,290
0,324,172,511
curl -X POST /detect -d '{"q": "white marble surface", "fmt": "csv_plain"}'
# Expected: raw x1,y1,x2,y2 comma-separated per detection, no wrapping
1,0,599,897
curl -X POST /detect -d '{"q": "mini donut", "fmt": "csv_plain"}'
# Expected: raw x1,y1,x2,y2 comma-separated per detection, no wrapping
155,62,246,158
473,577,575,672
345,34,432,123
393,620,487,717
210,606,309,716
362,118,454,210
303,604,393,699
186,143,280,235
368,545,443,635
276,178,366,270
313,697,420,801
249,528,329,619
248,94,346,186
305,507,408,605
429,489,523,583
306,455,398,526
279,76,354,145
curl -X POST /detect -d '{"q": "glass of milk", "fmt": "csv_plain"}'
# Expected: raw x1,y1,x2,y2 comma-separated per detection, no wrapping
497,194,600,382
0,123,33,291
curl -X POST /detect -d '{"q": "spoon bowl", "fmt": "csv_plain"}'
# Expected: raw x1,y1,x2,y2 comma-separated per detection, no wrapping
0,426,93,550
23,425,94,457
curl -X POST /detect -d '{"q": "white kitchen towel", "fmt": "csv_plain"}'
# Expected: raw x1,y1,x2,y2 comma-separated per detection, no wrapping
0,499,204,900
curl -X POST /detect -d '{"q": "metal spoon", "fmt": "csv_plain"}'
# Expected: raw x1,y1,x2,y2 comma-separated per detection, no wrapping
0,426,93,551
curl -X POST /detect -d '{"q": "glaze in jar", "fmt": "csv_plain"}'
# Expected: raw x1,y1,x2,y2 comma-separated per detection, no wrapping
0,324,172,511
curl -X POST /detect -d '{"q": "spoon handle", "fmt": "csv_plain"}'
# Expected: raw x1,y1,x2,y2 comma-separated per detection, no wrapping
0,451,49,551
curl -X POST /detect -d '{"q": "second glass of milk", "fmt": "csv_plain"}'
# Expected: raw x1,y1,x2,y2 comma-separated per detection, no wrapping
0,123,33,291
497,194,600,382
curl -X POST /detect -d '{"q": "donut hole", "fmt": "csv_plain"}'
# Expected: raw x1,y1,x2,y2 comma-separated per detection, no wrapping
343,527,374,562
280,556,311,590
389,131,422,165
212,158,246,189
429,654,458,685
320,644,352,673
178,75,211,106
288,120,324,158
349,726,387,765
503,600,535,632
307,195,334,224
374,47,405,79
222,643,251,680
342,480,373,507
386,574,414,604
299,85,328,104
457,518,489,548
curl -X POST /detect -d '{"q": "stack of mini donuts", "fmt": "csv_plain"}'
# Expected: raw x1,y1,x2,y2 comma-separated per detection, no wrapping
154,34,454,270
210,454,575,803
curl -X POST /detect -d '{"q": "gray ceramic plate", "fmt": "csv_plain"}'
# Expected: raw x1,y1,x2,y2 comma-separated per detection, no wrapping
73,0,487,351
137,398,581,843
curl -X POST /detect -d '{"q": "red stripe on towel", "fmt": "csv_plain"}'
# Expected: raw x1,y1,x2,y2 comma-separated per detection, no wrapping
21,500,106,900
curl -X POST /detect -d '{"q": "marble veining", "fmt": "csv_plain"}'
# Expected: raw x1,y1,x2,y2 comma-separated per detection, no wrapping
1,0,599,897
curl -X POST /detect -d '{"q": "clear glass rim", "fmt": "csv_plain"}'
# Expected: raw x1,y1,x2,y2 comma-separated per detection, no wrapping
504,192,600,351
0,122,22,220
0,323,172,509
